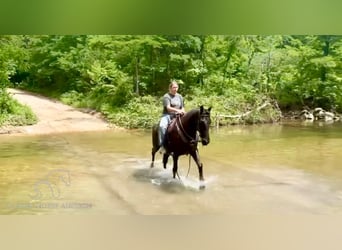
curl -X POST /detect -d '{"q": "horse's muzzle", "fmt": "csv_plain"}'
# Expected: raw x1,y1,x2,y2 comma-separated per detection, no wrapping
201,138,209,145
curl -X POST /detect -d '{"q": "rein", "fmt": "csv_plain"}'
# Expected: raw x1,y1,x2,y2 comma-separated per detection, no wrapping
175,114,200,145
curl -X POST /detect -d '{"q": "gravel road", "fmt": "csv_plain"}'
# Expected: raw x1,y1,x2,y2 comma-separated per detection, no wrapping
2,88,113,135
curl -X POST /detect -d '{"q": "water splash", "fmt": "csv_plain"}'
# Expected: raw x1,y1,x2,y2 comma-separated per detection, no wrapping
150,170,218,191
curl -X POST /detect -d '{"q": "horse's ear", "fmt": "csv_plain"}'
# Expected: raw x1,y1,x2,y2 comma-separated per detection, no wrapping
208,107,212,112
200,105,204,113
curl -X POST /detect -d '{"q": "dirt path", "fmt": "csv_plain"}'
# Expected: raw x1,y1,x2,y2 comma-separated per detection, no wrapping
2,88,114,135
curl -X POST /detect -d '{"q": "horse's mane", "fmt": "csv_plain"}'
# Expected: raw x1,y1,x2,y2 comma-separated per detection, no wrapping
183,108,199,119
181,106,211,132
185,108,200,117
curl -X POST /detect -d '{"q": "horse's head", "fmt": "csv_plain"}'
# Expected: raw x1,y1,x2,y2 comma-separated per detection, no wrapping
198,106,212,146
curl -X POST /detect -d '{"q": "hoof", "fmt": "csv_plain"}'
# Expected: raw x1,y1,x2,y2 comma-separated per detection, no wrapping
150,162,154,168
199,182,206,190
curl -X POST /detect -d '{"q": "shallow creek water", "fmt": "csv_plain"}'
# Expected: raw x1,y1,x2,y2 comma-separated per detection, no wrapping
1,121,342,214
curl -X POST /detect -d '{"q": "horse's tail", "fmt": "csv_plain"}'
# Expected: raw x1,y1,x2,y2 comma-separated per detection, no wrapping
152,123,159,148
151,124,160,168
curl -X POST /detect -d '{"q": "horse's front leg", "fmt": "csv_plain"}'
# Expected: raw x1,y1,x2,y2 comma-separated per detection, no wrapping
172,154,179,179
162,153,169,169
190,150,205,189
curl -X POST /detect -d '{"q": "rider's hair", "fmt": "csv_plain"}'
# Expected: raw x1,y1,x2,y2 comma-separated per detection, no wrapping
169,80,178,88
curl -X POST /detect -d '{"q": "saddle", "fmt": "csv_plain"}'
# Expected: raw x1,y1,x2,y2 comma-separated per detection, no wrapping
167,115,178,132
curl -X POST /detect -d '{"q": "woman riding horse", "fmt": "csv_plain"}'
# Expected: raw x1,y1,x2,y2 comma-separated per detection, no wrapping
151,105,212,189
158,80,185,153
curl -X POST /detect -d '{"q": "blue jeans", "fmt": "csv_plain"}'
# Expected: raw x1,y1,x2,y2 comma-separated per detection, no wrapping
159,114,172,147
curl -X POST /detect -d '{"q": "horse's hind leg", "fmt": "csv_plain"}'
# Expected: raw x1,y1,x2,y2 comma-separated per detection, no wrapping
151,147,159,168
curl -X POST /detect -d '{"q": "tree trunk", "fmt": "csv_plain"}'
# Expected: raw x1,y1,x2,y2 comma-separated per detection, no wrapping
321,38,330,82
135,56,140,95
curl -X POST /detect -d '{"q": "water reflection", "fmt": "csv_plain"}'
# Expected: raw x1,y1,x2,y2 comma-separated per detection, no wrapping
1,121,342,214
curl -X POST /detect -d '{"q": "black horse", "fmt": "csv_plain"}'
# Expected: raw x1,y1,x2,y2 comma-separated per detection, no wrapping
151,106,212,189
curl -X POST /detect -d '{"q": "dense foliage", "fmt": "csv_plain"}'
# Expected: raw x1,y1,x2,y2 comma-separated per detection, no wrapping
0,36,37,127
1,35,342,128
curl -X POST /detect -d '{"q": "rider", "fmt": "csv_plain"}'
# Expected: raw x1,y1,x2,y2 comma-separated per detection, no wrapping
159,80,185,153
